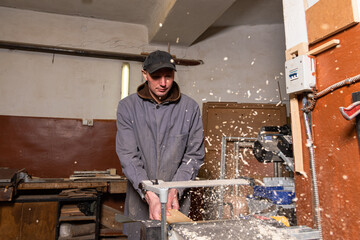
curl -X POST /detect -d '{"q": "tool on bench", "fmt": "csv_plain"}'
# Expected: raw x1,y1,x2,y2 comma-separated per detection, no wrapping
139,178,252,240
69,168,122,180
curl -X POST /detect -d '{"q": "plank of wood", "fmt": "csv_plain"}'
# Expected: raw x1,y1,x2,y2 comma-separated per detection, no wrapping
108,181,127,193
100,228,127,237
59,215,96,222
166,209,192,224
285,42,309,60
307,39,340,55
18,179,127,193
101,205,124,230
285,41,308,174
290,95,304,173
69,174,122,180
0,186,14,201
306,0,359,44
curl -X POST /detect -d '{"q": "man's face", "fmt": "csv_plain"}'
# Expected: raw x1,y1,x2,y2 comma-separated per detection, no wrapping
142,68,175,99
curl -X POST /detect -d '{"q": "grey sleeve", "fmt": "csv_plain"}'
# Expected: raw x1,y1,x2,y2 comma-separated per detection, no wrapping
116,102,149,198
172,105,205,196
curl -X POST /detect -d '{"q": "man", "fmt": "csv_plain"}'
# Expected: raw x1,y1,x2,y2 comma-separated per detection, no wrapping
116,50,205,239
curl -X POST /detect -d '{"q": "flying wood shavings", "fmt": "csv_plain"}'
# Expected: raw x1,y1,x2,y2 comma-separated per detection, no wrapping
247,90,251,98
205,137,212,146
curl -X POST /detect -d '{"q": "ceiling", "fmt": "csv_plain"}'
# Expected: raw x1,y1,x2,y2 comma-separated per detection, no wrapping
0,0,284,46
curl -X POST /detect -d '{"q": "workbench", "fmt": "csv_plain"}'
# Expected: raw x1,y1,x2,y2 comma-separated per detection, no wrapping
17,177,127,194
0,171,128,240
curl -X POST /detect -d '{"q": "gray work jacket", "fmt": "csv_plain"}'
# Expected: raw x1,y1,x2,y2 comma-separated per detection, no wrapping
116,82,205,227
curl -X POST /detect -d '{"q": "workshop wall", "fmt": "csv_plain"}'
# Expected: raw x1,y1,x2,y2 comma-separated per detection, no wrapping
180,23,288,113
295,23,360,239
0,4,287,215
0,7,147,120
0,6,287,120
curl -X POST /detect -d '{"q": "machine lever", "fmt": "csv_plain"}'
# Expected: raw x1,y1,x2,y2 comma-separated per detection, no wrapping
339,101,360,120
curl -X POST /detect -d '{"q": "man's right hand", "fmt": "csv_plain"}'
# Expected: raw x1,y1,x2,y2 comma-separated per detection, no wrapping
144,191,161,220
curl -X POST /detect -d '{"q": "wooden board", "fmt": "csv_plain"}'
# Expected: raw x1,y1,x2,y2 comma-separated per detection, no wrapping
200,102,288,180
307,39,340,56
306,0,359,44
285,41,309,174
101,205,124,230
0,202,58,240
285,42,309,60
289,95,304,173
166,209,192,224
17,179,127,194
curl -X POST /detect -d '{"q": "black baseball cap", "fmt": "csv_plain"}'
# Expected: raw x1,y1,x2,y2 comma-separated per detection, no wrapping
143,50,177,74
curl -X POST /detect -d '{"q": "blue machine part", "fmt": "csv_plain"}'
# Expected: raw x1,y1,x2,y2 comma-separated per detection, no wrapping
253,186,295,205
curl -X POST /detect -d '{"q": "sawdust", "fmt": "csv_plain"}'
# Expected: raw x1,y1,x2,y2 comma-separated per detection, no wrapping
170,218,296,240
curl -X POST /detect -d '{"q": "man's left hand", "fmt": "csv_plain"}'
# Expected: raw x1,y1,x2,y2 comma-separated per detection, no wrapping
166,188,179,213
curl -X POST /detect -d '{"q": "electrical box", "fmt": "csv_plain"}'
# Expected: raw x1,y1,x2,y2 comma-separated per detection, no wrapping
285,55,316,94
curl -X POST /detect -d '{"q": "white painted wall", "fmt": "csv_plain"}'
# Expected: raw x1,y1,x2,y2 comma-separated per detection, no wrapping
0,6,287,119
0,7,147,119
356,0,360,20
282,0,308,49
179,24,287,109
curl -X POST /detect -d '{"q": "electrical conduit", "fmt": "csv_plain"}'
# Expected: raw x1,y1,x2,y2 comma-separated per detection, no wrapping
302,96,323,239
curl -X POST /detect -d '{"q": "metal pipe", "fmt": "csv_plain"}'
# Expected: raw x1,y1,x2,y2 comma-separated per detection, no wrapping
274,162,279,177
219,136,257,218
0,40,203,66
219,136,227,218
161,203,167,240
303,73,360,112
235,142,239,196
302,96,323,239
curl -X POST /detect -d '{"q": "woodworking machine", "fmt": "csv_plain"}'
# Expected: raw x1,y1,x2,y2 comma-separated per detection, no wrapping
252,125,294,172
139,179,252,240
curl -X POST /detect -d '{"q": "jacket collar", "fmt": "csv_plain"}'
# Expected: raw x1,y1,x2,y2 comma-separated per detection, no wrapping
137,81,181,104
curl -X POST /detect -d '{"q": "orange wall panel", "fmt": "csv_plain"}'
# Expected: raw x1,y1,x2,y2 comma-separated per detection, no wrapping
295,24,360,239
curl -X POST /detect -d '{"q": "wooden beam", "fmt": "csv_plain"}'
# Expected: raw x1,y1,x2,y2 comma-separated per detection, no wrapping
285,41,308,174
101,205,124,230
306,0,359,44
307,39,340,55
285,42,309,60
18,179,127,193
290,95,305,173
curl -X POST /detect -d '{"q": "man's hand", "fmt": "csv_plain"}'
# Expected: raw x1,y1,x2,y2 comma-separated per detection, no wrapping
166,188,179,212
145,191,161,220
145,188,179,220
